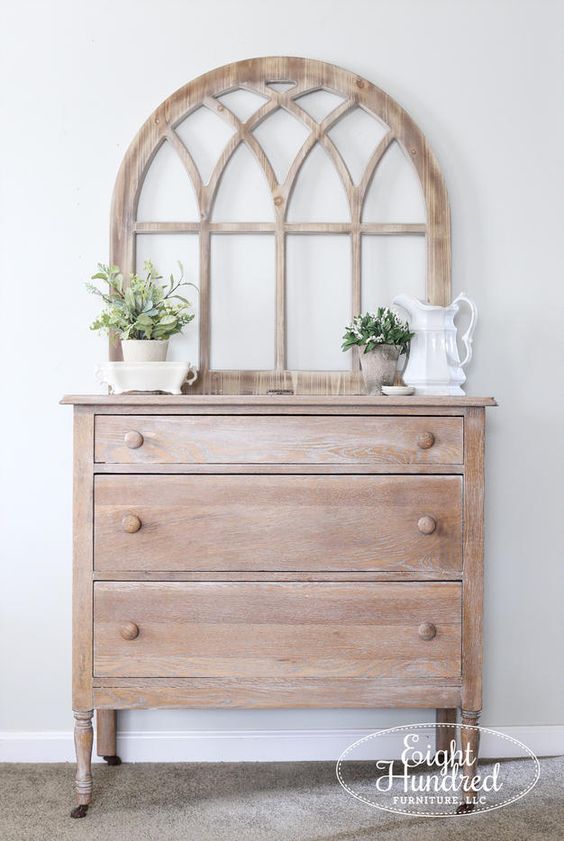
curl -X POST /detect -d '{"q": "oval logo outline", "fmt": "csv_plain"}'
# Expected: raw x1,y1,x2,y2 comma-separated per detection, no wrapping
336,722,540,818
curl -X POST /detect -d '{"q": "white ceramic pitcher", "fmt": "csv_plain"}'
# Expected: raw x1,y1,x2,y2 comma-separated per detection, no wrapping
392,293,478,395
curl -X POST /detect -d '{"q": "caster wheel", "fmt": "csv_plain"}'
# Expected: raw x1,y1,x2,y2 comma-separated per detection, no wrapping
456,802,475,814
103,755,122,766
71,804,89,819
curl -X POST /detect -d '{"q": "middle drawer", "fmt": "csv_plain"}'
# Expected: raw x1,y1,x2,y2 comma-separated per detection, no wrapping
94,475,462,573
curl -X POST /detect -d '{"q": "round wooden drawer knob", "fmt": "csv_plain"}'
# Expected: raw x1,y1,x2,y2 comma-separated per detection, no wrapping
122,514,142,534
120,622,139,641
417,515,437,535
124,430,144,449
417,432,435,450
418,622,437,640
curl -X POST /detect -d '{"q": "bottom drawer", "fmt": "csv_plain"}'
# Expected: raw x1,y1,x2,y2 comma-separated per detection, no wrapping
94,582,462,680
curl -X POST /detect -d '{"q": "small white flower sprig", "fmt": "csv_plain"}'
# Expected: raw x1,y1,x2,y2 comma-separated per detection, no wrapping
342,307,414,355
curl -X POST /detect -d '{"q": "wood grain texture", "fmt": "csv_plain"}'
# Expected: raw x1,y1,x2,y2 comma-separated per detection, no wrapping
436,707,457,753
90,406,472,417
109,57,451,393
61,394,497,407
93,570,461,582
94,474,462,573
132,222,427,235
461,408,485,712
94,582,461,679
93,679,461,710
72,409,94,711
73,710,93,806
95,463,464,475
94,415,463,465
460,709,481,808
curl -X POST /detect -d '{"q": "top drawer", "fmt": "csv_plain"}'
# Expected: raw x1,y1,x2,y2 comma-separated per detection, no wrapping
94,415,463,464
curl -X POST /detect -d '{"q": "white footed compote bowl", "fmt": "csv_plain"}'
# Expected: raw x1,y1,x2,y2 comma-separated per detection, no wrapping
95,361,198,395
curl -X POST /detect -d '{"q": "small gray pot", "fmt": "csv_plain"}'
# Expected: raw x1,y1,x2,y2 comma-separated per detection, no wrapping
359,345,401,395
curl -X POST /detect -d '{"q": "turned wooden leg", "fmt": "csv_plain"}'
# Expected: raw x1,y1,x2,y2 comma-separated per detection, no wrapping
96,709,121,765
71,710,93,818
457,709,481,814
435,707,457,758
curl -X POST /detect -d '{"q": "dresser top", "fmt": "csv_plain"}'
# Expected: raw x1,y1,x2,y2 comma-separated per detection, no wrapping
61,394,496,407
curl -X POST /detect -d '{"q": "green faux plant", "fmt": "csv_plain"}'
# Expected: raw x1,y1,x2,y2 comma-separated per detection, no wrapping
87,260,196,341
342,307,413,355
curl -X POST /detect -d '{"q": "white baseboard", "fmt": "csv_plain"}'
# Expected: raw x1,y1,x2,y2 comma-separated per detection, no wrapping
1,725,563,763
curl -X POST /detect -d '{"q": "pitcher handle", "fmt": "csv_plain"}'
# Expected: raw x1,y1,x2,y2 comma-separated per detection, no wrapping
453,293,478,368
184,364,198,387
397,343,410,384
95,365,114,394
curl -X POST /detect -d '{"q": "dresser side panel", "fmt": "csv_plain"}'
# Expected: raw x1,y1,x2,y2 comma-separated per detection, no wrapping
72,407,94,710
461,407,486,711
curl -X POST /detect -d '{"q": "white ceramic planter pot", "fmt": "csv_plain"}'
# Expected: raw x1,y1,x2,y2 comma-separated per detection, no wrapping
121,339,169,362
359,345,401,395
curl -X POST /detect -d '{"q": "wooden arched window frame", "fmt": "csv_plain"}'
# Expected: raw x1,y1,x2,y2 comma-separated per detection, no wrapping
111,57,450,394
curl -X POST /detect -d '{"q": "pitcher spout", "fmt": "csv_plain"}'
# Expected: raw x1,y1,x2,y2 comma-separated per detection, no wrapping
392,293,415,316
392,294,432,317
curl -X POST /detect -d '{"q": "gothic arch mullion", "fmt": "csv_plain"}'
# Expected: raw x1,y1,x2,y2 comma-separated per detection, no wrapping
244,81,314,118
280,98,355,215
316,133,354,204
357,132,395,210
165,129,205,212
279,100,356,216
239,96,280,132
316,97,361,190
205,134,243,219
250,84,356,194
243,131,277,194
318,98,357,131
280,131,317,209
130,136,169,224
206,89,292,136
245,81,349,148
203,95,278,193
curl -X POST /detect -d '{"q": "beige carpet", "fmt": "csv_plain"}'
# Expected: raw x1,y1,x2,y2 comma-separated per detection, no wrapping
1,758,562,841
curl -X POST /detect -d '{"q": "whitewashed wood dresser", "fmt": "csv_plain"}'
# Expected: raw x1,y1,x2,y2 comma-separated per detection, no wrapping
63,57,495,816
62,394,494,816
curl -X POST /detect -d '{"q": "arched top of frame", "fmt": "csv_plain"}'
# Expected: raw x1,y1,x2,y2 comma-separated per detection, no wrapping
111,57,451,394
